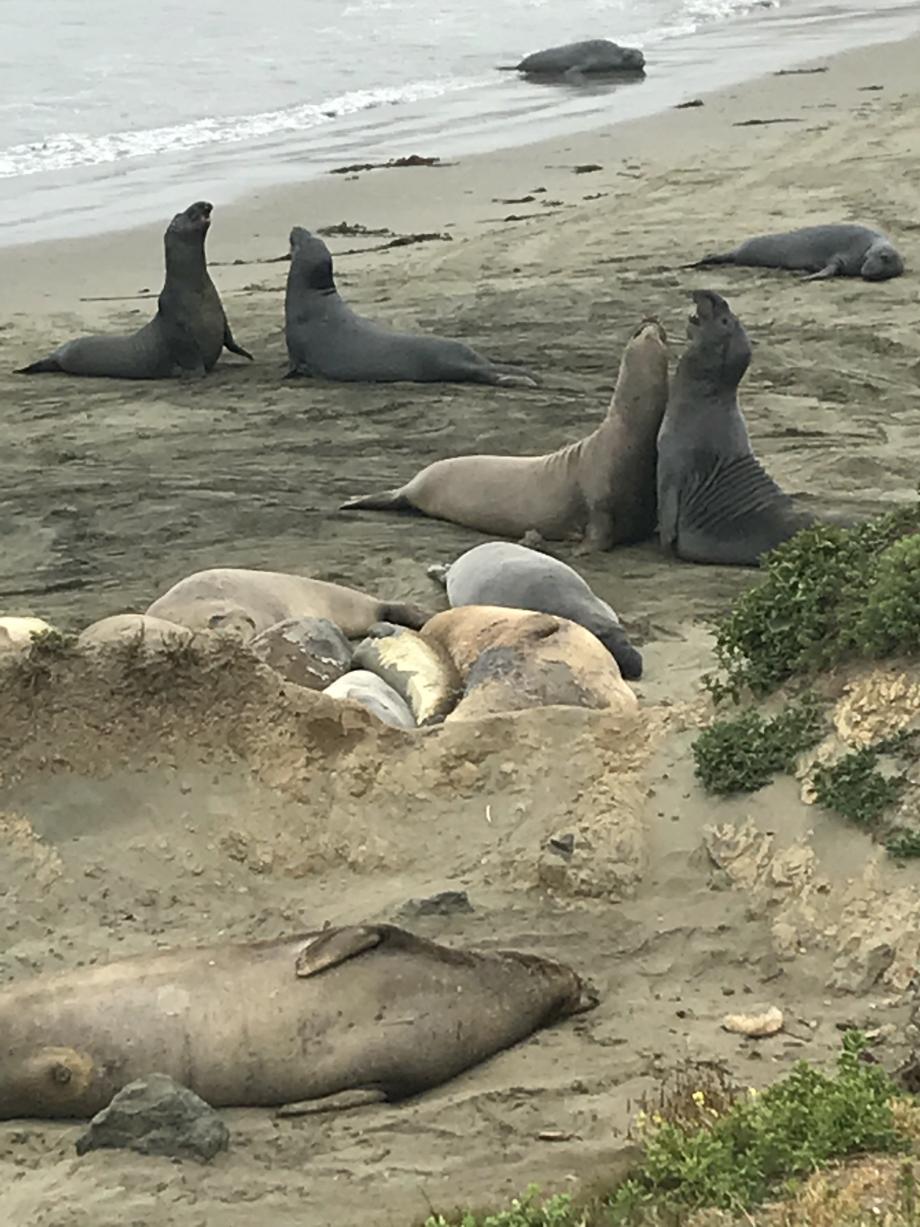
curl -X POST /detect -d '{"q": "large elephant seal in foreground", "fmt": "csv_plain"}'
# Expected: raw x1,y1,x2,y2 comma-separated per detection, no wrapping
0,924,595,1118
688,223,904,282
146,568,431,638
422,606,638,723
657,290,815,567
353,623,460,725
504,39,645,77
430,541,643,680
284,227,537,386
341,318,669,549
16,202,252,379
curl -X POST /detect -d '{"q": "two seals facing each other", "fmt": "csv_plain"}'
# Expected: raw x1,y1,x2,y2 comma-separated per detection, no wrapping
0,924,595,1118
17,202,252,380
341,318,669,551
688,223,904,282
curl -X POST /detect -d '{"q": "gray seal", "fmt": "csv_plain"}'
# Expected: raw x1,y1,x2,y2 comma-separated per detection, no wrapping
505,39,645,77
429,541,643,680
656,290,815,567
283,227,537,386
16,201,253,379
323,669,417,730
688,223,904,282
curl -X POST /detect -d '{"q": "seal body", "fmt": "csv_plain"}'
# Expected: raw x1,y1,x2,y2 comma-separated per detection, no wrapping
513,39,645,76
435,541,643,680
323,669,416,730
690,223,904,282
421,606,638,722
341,319,669,550
145,568,431,639
0,616,55,652
76,613,195,650
284,227,537,386
656,290,814,568
246,617,352,690
16,202,253,379
352,623,460,725
0,924,594,1118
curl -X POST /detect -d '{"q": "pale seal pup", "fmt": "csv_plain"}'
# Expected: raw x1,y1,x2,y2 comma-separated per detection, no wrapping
323,670,416,730
688,223,904,282
16,202,253,379
145,568,431,638
340,318,669,550
421,606,638,723
505,39,645,77
657,290,815,567
429,540,643,680
0,616,55,652
76,613,195,650
352,623,460,725
0,924,595,1117
284,227,537,386
246,616,352,690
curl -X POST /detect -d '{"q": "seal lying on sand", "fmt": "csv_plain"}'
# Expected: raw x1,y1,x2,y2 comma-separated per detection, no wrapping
687,223,904,282
504,39,645,77
146,568,431,638
429,541,643,680
657,290,815,567
17,202,253,379
0,616,55,652
0,924,595,1117
284,227,537,386
341,318,669,549
76,613,195,650
422,606,638,723
246,616,353,690
323,670,416,730
353,623,460,725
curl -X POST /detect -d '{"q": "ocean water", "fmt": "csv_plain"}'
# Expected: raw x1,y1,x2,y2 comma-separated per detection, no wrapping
1,0,919,246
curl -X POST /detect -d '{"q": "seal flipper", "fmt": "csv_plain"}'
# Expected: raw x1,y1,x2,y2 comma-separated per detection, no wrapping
379,601,433,630
276,1088,387,1117
156,295,207,377
16,355,63,375
800,257,844,282
682,251,736,270
294,924,384,978
426,563,450,587
340,489,415,513
222,320,254,361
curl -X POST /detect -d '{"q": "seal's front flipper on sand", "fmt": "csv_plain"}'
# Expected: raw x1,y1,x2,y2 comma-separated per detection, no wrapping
800,260,843,282
294,924,384,978
340,489,415,513
222,321,254,361
426,563,450,587
276,1088,387,1118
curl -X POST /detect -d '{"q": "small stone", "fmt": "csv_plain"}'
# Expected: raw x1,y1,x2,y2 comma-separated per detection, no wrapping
399,890,474,917
74,1074,229,1163
548,833,575,857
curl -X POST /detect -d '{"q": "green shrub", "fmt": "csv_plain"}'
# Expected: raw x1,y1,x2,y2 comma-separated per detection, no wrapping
812,746,907,828
423,1188,581,1227
855,534,920,657
693,697,823,795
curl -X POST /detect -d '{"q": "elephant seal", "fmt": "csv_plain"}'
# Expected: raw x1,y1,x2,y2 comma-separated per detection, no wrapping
0,924,595,1117
76,613,195,650
429,541,643,680
16,202,253,379
352,623,460,725
503,39,645,77
0,616,55,652
341,318,669,549
687,223,904,282
246,616,352,690
657,290,815,567
323,669,416,730
145,568,432,639
284,227,537,386
421,606,638,723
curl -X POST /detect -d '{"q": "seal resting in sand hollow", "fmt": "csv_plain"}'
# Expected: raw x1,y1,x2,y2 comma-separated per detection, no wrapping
656,290,816,567
340,318,669,549
352,623,460,725
16,201,252,379
323,669,417,730
145,567,431,638
284,226,537,386
687,223,904,282
502,39,646,78
0,616,56,652
0,924,596,1118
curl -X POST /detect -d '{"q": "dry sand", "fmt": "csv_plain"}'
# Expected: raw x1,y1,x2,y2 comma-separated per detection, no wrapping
1,33,920,1227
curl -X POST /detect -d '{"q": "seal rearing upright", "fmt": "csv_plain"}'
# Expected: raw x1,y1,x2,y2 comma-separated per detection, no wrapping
656,290,815,568
16,201,253,379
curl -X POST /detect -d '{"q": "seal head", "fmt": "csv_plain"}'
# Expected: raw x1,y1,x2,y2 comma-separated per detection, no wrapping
289,227,335,293
861,240,904,281
683,289,752,389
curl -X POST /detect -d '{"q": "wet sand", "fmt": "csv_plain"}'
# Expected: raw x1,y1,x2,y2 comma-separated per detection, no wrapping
1,32,920,1227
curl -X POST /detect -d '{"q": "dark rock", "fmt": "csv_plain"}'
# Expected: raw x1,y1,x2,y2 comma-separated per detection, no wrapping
75,1073,229,1163
400,890,474,917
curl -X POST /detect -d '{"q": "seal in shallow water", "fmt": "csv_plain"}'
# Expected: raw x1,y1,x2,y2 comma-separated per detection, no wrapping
656,290,815,567
283,227,537,386
505,39,645,78
0,924,596,1117
340,318,669,549
16,202,253,379
687,223,904,282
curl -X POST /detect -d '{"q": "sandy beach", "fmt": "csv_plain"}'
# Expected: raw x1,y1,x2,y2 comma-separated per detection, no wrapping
2,31,920,1227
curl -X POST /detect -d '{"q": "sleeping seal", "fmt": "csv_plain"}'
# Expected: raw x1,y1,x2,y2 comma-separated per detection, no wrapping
429,541,643,680
323,669,417,730
656,290,815,567
352,623,460,725
0,616,56,652
0,924,595,1117
688,223,904,282
284,227,537,386
505,39,646,78
17,202,253,379
340,318,669,549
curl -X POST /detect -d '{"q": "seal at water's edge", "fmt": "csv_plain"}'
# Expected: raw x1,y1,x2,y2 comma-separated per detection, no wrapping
283,227,537,386
323,669,416,730
352,623,460,724
656,290,815,567
16,202,253,379
0,924,596,1117
340,318,669,549
430,540,643,679
687,223,904,282
502,39,646,78
145,567,432,638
